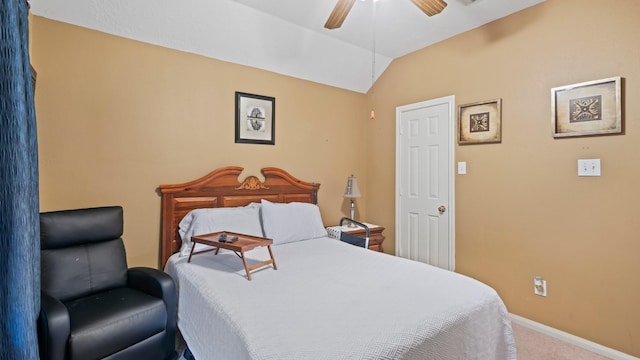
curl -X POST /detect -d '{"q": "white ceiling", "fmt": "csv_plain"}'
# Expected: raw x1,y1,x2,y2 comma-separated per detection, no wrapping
30,0,544,93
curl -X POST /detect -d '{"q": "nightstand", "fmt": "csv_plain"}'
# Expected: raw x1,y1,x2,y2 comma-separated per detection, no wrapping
326,223,385,252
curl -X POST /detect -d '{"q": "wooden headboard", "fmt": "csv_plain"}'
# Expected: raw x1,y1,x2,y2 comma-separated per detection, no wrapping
158,166,320,267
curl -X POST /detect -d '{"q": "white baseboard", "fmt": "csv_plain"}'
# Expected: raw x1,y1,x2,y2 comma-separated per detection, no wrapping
509,314,638,360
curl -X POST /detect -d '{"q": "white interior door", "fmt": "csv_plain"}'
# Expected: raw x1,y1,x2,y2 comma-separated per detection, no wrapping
396,95,455,271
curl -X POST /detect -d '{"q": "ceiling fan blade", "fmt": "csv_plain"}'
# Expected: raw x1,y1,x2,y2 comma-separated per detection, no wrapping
410,0,448,16
325,0,357,30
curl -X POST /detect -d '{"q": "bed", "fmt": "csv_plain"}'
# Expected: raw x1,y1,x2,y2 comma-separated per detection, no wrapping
159,166,517,360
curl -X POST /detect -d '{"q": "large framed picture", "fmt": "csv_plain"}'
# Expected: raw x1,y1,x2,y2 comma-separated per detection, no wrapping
551,77,622,138
235,92,275,145
458,98,502,145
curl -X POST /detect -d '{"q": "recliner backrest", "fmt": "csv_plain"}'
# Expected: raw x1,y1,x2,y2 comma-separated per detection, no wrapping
40,206,128,302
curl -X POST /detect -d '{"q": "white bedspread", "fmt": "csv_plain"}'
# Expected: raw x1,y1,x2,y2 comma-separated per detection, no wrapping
165,237,516,360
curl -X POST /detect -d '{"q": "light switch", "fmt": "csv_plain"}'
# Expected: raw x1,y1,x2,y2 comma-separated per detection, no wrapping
458,161,467,175
578,159,601,177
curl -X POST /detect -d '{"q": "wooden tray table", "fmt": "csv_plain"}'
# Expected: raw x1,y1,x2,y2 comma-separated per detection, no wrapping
188,231,277,281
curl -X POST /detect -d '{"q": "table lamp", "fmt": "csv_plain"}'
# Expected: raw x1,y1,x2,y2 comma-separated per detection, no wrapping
343,174,361,227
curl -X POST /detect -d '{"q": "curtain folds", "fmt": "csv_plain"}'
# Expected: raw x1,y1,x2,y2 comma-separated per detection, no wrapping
0,1,40,359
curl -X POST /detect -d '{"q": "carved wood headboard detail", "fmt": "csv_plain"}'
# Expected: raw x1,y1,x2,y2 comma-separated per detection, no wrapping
158,166,319,268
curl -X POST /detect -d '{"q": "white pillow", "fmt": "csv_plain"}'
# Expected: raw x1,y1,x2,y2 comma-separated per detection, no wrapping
178,206,263,256
260,199,327,245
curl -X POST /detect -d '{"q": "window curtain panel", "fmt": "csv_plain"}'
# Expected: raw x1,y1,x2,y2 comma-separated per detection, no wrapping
0,1,40,359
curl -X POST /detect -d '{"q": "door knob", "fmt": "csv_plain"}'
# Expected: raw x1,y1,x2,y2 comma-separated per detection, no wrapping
438,205,446,214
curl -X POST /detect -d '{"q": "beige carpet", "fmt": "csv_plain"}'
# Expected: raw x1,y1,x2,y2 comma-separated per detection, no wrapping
513,323,612,360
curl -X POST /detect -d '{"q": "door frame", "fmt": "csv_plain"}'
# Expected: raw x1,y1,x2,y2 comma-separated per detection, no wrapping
395,95,456,271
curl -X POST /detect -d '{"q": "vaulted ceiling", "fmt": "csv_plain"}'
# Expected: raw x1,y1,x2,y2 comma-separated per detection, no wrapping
30,0,544,93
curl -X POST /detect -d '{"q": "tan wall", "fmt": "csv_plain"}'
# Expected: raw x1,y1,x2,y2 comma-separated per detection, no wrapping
30,17,369,268
368,0,640,356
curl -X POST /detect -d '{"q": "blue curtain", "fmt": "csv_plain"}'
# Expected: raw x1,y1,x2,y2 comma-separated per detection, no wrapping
0,0,40,359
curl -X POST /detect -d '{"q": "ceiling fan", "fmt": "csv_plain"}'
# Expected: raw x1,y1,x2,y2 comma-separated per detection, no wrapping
325,0,448,29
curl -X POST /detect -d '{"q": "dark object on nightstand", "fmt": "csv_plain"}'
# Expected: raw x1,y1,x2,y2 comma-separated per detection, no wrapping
38,206,178,360
339,217,370,248
330,219,386,252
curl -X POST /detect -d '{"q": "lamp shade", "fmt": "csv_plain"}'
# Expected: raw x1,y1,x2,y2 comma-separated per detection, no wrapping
343,175,361,199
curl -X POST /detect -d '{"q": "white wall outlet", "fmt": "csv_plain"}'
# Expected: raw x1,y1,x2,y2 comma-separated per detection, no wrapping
578,159,601,176
534,276,547,297
457,161,467,175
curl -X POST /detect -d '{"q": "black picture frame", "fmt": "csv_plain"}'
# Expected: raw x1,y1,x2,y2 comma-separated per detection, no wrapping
235,92,275,145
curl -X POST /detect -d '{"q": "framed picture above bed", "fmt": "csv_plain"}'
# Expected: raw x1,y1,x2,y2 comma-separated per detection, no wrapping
235,91,275,145
458,98,502,145
551,76,622,138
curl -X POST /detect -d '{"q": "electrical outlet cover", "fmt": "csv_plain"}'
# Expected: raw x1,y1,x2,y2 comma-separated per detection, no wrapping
534,279,547,297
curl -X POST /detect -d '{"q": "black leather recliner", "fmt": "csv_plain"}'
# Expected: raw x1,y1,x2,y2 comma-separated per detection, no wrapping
38,206,178,360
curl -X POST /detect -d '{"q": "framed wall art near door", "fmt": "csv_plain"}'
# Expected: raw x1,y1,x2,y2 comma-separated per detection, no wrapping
235,92,275,145
551,77,622,138
458,98,502,145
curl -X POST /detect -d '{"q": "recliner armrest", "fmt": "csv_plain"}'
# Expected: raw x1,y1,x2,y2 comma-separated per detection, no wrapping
38,293,70,360
127,267,176,303
128,267,177,356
